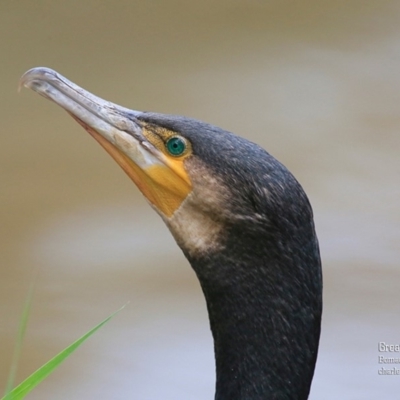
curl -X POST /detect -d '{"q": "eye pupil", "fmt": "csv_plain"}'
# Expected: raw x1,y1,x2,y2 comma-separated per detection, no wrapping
166,137,186,156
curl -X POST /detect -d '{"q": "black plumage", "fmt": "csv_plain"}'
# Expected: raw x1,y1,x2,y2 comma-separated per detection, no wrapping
137,113,323,400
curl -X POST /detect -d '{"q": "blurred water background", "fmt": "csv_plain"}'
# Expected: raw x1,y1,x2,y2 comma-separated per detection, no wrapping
1,1,399,399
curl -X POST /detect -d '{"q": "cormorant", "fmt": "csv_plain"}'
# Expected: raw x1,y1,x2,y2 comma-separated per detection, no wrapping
20,67,322,400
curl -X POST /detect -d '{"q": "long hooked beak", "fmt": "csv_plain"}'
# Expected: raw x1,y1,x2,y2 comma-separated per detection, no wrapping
20,67,192,217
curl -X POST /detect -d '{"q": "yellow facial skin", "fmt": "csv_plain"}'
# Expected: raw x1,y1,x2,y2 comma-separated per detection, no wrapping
73,116,192,218
20,67,193,218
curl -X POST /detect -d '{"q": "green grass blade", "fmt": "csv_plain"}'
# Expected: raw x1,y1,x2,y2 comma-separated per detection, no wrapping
1,304,126,400
4,283,35,397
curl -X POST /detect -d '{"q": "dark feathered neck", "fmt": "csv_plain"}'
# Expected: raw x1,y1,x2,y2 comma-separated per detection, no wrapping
144,114,323,398
188,215,322,400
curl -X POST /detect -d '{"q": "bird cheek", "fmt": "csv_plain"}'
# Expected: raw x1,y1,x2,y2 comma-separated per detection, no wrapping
143,164,192,217
76,122,192,217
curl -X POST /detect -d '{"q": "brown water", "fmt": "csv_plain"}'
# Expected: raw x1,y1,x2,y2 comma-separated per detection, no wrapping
1,1,400,399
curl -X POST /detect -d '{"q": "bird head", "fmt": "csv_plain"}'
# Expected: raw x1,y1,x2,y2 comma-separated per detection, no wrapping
20,67,283,261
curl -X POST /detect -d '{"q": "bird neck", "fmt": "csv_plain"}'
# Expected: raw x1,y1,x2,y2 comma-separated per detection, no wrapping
190,226,322,400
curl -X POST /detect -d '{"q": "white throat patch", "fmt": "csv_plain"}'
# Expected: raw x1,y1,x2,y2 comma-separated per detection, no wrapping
165,190,225,258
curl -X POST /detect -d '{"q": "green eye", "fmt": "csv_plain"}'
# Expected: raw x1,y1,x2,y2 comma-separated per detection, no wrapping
166,136,187,156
